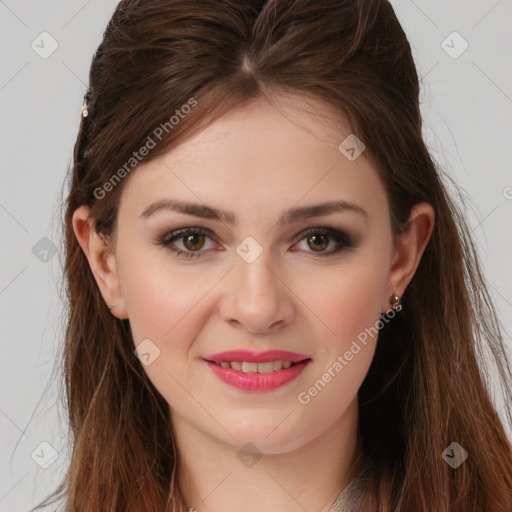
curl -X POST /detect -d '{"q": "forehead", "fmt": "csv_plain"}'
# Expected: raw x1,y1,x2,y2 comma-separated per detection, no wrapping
166,93,354,160
118,94,387,226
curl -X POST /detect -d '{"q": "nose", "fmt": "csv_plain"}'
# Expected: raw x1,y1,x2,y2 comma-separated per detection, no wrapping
219,250,295,336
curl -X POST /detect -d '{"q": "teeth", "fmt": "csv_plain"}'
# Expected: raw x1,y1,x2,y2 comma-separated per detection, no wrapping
241,362,258,373
216,360,297,373
257,361,275,374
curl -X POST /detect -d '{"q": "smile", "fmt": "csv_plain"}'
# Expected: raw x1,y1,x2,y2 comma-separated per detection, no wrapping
213,360,297,372
203,356,311,392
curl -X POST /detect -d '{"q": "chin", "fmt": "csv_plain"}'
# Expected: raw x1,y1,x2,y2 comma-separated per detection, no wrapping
210,415,315,454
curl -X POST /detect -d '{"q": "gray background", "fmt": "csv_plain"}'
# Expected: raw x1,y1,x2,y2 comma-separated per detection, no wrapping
1,1,511,510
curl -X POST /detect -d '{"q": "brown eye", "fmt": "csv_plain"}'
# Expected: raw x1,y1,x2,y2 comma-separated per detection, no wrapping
307,234,329,252
183,233,205,251
156,227,218,259
293,227,355,257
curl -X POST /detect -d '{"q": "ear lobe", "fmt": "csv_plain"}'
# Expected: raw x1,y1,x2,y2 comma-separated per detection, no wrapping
72,206,128,319
382,202,435,311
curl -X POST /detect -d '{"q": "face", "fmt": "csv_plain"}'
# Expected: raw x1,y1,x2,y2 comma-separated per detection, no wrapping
109,94,398,453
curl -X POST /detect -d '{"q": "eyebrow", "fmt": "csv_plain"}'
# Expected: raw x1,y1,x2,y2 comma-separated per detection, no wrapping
139,199,369,226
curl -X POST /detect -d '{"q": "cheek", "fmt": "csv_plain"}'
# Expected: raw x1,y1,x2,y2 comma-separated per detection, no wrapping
116,243,219,351
116,250,220,416
296,257,386,353
292,268,381,437
290,254,386,404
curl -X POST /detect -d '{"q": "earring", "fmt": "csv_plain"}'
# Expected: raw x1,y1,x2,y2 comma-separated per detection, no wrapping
389,294,402,312
110,304,116,310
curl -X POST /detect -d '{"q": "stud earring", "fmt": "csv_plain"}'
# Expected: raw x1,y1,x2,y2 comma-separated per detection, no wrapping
389,294,402,312
110,304,116,310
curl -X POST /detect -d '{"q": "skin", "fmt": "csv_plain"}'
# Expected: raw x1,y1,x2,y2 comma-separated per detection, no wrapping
73,93,434,512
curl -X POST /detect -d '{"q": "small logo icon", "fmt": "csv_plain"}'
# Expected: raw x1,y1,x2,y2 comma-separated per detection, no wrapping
31,441,59,469
441,32,469,59
442,442,468,469
237,442,262,468
236,236,263,264
338,134,365,161
32,237,57,263
134,338,161,366
31,32,59,59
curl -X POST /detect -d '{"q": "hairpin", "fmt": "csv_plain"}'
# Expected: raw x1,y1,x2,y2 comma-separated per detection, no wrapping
81,92,89,118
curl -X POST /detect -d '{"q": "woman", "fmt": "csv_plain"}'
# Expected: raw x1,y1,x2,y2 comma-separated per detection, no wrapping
35,0,512,511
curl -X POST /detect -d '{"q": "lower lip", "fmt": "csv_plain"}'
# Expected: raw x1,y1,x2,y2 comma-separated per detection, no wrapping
204,359,311,392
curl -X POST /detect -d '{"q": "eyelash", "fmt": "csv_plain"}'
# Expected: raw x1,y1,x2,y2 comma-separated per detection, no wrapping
154,226,356,259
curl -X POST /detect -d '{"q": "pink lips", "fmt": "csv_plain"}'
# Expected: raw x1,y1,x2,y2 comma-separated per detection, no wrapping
203,350,311,392
204,349,309,364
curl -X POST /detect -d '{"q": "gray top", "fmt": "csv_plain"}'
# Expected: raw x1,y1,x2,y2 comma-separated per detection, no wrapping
330,483,360,511
328,466,366,511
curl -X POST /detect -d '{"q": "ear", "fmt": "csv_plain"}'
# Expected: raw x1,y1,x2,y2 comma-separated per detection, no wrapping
72,206,128,319
381,201,435,313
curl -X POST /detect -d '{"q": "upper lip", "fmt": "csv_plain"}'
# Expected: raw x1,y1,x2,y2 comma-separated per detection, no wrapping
204,350,311,364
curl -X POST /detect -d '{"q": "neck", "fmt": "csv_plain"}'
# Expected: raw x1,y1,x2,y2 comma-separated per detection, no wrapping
172,398,362,512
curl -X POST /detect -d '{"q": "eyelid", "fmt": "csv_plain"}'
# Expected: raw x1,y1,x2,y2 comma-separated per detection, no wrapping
292,226,353,244
159,226,217,244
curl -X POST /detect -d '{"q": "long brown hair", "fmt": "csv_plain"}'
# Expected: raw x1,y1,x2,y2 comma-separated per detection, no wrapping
34,0,512,510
